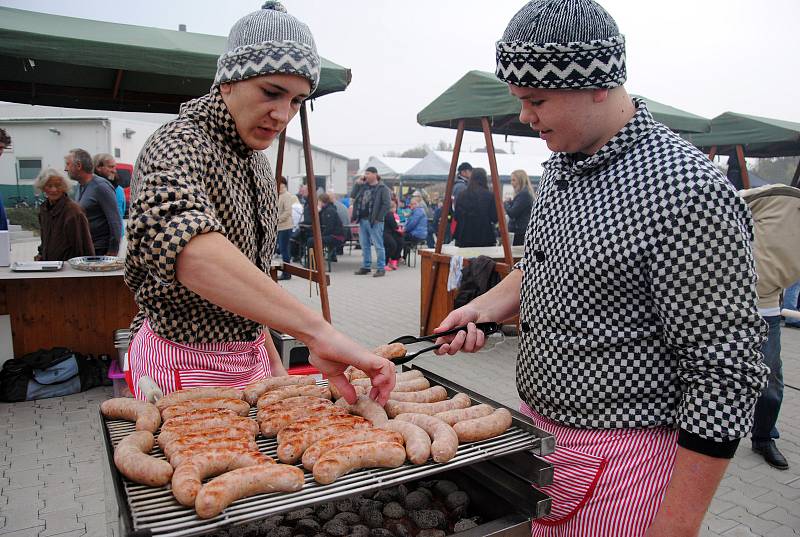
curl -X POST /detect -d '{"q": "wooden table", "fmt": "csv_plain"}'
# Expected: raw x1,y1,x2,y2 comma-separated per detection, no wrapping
0,265,137,359
419,245,524,335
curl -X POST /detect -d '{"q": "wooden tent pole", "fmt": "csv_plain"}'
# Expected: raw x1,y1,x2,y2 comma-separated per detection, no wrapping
736,144,750,189
708,146,717,161
275,130,287,190
300,102,331,323
481,117,513,266
421,120,465,335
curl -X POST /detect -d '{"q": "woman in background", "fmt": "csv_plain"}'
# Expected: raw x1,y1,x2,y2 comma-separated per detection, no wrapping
276,176,298,280
383,200,403,271
34,168,94,261
504,169,535,246
454,167,497,247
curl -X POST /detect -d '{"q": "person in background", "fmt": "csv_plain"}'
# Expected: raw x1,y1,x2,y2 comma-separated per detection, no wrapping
66,148,122,256
332,193,350,254
781,280,800,328
454,167,497,247
351,166,391,277
0,128,9,230
383,200,402,271
402,196,428,259
306,192,345,263
93,153,126,236
276,176,297,280
504,169,535,246
33,168,94,261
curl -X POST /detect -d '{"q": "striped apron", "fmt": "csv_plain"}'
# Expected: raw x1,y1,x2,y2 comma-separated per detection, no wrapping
520,403,678,537
126,319,272,401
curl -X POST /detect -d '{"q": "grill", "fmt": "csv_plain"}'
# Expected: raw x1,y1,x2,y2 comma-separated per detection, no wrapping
102,366,555,537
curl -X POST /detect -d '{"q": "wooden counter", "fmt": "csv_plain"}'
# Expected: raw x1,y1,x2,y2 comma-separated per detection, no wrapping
419,245,524,335
0,265,137,359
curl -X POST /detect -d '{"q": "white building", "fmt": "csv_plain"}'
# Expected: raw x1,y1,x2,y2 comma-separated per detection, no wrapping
263,136,351,196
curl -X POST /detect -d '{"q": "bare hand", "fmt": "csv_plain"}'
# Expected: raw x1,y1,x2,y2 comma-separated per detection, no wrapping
433,305,487,355
307,327,395,405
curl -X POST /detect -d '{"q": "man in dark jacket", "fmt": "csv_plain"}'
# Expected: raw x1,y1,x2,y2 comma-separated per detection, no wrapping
350,166,391,277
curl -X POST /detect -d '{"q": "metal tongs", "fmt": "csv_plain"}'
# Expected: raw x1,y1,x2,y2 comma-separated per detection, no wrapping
389,322,501,365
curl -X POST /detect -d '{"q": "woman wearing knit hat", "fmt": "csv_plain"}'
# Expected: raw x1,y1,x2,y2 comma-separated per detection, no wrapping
124,2,394,405
433,1,767,535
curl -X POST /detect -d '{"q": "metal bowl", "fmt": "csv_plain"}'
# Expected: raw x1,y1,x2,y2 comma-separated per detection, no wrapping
67,256,124,272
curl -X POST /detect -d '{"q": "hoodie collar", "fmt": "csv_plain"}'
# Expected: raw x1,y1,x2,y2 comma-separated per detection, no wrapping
180,86,252,159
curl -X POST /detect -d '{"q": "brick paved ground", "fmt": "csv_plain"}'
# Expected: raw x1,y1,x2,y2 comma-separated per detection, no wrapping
1,247,798,535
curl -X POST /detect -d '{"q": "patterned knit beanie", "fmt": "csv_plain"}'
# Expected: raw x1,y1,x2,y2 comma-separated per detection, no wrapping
496,0,626,89
214,1,320,94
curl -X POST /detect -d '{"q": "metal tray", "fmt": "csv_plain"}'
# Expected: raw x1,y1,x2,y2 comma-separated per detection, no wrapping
10,260,63,272
68,255,124,272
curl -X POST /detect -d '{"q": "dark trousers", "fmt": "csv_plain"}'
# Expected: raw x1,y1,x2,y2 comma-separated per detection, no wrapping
383,233,402,262
305,236,343,262
752,315,783,444
277,229,292,264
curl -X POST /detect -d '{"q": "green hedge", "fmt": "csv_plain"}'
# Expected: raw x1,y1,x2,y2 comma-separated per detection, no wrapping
6,207,40,233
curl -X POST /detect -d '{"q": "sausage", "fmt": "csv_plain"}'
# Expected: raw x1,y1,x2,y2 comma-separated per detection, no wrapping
277,420,374,464
434,403,494,426
313,441,406,485
388,378,430,392
256,385,331,409
334,395,389,426
385,393,471,418
158,424,256,452
171,448,272,507
160,427,255,459
161,407,237,425
345,367,369,380
161,398,251,421
329,382,369,400
113,431,173,487
395,413,458,463
387,386,448,404
453,408,513,443
258,404,347,437
301,428,404,471
257,395,332,417
382,420,432,465
167,438,258,465
372,343,407,360
194,464,305,519
350,370,423,388
276,414,370,443
169,445,272,469
155,387,243,411
100,398,161,433
160,415,258,439
243,375,317,405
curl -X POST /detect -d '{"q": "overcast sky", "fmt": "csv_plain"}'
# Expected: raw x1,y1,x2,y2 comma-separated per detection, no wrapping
2,0,798,166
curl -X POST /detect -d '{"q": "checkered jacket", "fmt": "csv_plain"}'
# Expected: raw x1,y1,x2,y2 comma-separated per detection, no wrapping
125,87,276,343
516,100,768,454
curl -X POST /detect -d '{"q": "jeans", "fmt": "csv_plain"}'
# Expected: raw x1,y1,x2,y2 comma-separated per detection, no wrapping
783,280,800,327
752,315,783,444
277,229,292,264
359,219,385,270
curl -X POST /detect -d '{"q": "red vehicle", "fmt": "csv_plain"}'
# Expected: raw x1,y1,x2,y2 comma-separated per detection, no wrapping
116,162,134,207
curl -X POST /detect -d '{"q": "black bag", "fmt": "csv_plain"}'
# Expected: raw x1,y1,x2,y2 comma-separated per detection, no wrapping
454,255,502,309
0,348,109,402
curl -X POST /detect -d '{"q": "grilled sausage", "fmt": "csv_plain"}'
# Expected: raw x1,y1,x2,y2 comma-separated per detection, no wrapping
345,367,369,381
256,385,331,409
171,448,272,507
453,408,513,443
259,404,347,437
302,428,404,471
334,395,389,426
385,393,471,418
312,441,406,485
372,343,407,360
257,395,333,418
167,438,258,465
100,398,161,433
160,415,258,439
161,427,255,459
158,424,256,452
350,370,423,388
434,403,494,426
329,382,369,400
388,386,448,404
194,464,305,519
161,407,237,425
276,414,370,443
383,420,432,465
155,387,243,411
277,419,373,464
243,375,317,405
113,431,173,486
389,378,431,392
161,398,250,420
395,413,458,463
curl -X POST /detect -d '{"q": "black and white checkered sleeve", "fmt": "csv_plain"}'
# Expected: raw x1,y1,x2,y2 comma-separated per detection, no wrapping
649,179,768,453
129,142,225,287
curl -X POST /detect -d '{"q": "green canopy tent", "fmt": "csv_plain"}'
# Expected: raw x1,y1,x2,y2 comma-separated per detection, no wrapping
682,112,800,188
0,6,351,322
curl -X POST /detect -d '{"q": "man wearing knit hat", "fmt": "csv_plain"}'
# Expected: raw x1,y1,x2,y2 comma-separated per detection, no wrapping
434,1,767,535
125,2,394,405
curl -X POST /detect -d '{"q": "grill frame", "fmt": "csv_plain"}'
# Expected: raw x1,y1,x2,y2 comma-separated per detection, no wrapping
102,368,554,537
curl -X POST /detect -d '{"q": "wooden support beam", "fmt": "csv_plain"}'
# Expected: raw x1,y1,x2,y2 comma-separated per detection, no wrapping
275,130,287,190
708,146,717,161
736,145,750,189
481,117,513,267
299,102,331,324
112,69,124,99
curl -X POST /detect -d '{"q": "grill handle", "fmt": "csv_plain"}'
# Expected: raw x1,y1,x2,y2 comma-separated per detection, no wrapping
137,375,163,403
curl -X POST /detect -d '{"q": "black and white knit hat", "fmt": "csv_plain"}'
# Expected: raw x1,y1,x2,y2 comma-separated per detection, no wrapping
496,0,626,89
214,1,320,94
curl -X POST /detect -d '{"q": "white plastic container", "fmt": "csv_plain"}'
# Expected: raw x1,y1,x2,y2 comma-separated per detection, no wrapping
0,230,10,267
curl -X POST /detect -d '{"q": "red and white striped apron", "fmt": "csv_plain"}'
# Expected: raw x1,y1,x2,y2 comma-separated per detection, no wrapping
520,403,678,537
126,319,272,400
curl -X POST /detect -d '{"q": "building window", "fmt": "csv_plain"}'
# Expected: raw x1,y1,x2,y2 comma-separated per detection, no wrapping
17,158,42,182
114,148,121,158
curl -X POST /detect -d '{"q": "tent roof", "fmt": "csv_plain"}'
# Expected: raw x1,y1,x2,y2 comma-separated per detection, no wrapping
417,70,711,136
358,156,423,178
682,112,800,158
0,7,351,113
403,151,545,181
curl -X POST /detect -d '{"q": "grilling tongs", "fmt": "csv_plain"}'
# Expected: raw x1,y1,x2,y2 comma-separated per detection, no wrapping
388,322,501,365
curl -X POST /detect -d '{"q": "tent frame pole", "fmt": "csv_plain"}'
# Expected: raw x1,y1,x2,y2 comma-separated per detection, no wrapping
481,117,513,267
736,144,750,189
708,146,717,161
275,130,287,188
421,120,465,335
